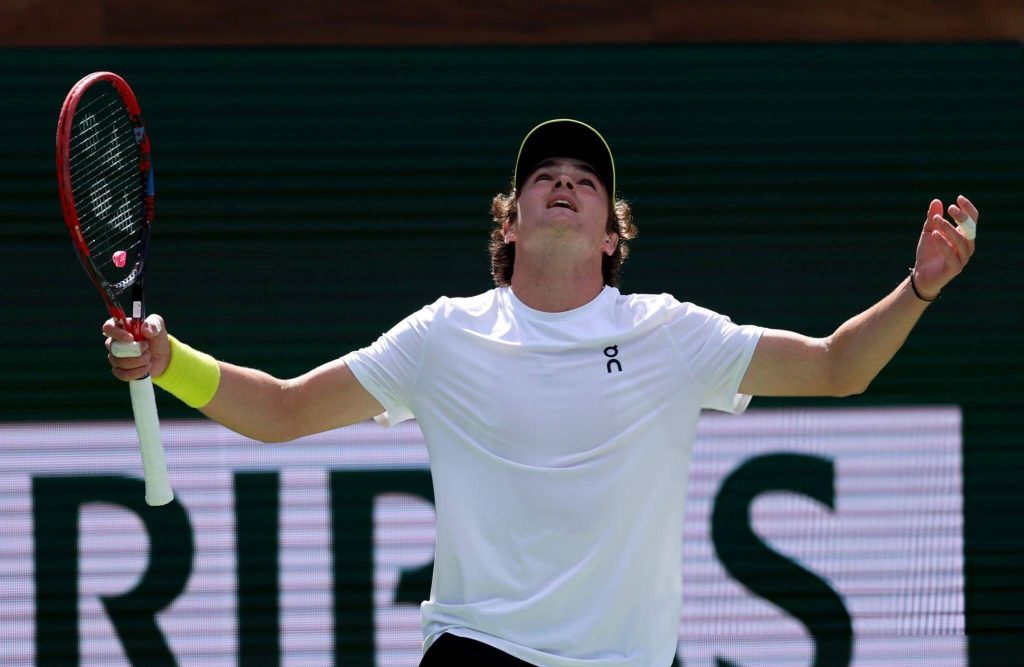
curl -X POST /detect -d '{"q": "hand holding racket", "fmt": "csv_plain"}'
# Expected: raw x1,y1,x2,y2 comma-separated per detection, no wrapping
56,72,173,506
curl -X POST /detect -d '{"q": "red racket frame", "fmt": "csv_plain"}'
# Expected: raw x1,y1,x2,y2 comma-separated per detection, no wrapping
56,71,155,340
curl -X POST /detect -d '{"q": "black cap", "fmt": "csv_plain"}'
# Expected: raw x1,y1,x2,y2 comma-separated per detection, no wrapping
514,119,616,200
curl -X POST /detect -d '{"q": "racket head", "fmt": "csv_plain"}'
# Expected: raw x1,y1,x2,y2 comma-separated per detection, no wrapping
56,72,154,338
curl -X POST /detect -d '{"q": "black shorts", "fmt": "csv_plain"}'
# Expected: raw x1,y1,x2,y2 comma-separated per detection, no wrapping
420,633,536,666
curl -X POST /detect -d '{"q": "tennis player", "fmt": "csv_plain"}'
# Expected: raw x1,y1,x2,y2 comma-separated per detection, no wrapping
104,119,978,667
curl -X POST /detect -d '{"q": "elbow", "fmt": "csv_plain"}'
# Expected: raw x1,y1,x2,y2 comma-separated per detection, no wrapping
829,372,871,398
240,421,296,444
823,338,871,398
833,381,869,398
826,363,871,397
253,430,293,445
253,412,305,444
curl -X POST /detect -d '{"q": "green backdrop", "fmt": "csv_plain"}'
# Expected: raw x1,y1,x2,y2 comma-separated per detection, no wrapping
1,44,1021,663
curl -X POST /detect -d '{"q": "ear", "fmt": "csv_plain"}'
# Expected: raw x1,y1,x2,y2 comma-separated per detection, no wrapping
602,232,619,256
502,219,517,244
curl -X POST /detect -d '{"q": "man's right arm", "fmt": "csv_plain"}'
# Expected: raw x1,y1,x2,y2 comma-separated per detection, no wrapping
103,315,384,443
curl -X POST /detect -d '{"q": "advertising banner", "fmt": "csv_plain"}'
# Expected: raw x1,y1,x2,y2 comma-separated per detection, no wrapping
0,407,964,665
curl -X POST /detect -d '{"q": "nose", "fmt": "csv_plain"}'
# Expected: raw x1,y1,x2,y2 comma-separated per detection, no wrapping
554,175,575,190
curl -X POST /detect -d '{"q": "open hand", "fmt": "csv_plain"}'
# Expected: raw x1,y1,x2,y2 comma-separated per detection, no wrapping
912,195,978,299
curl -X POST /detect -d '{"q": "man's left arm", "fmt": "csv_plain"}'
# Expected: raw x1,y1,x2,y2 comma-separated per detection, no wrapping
739,196,978,398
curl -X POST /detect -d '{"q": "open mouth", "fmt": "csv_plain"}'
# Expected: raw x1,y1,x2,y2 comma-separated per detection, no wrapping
547,198,577,211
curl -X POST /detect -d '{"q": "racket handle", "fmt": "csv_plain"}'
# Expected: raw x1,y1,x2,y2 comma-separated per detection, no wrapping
112,341,174,506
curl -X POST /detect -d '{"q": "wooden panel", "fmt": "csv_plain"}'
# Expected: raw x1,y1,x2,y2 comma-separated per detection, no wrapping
0,0,104,44
96,0,653,46
654,0,1024,42
1,0,1022,46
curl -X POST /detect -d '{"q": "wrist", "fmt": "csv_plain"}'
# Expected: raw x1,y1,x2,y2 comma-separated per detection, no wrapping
152,335,221,408
908,268,940,302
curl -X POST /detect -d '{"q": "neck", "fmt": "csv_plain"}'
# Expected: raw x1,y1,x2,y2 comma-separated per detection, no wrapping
508,252,606,312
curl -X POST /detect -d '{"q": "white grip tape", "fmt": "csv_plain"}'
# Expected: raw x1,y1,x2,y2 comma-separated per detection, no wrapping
111,339,174,505
128,377,174,506
111,340,143,358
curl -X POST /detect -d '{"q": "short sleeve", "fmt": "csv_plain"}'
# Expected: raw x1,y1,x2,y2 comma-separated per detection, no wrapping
668,301,763,413
342,298,444,426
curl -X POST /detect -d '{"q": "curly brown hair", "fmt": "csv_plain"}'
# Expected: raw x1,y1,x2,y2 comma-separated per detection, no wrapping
488,183,637,287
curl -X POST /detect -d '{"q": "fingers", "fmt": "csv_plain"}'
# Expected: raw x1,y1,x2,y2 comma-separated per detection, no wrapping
102,317,134,343
955,194,979,222
106,339,153,380
102,314,166,340
924,215,969,266
947,194,979,247
928,229,962,267
913,196,978,295
921,194,979,259
103,313,168,381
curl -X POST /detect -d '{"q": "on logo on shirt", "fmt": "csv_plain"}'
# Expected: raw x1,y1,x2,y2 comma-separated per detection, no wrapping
604,345,622,373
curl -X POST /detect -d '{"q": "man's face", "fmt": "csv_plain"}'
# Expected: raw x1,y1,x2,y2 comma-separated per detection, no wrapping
508,157,616,258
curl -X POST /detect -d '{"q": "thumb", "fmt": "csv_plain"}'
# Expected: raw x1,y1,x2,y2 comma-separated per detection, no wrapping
140,314,171,378
141,314,166,341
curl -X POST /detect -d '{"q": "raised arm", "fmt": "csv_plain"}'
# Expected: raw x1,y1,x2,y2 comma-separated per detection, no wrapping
739,196,978,397
104,316,383,443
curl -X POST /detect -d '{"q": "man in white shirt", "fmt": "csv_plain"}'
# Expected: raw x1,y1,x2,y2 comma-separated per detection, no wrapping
105,119,978,666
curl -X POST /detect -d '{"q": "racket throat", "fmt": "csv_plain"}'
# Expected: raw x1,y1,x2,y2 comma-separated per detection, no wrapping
125,299,145,340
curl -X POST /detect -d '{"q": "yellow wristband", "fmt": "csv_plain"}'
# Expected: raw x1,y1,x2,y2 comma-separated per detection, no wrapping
153,335,221,408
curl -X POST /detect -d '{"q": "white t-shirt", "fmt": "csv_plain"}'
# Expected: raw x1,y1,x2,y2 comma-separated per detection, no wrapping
343,286,763,667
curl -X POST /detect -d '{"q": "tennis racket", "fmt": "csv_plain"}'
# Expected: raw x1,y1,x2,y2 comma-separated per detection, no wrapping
56,71,173,506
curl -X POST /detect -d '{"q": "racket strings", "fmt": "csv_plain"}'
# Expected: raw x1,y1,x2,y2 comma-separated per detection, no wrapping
68,99,139,194
71,165,142,253
68,94,135,187
68,88,147,281
71,131,143,250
